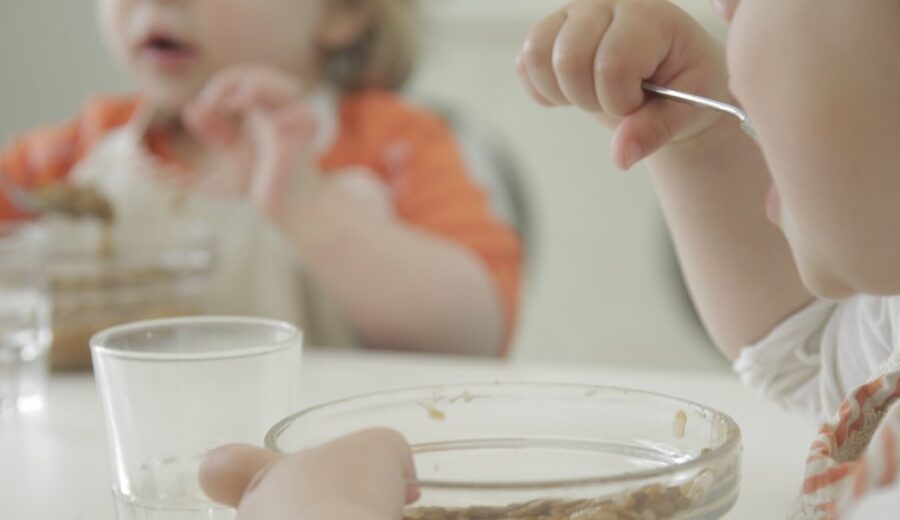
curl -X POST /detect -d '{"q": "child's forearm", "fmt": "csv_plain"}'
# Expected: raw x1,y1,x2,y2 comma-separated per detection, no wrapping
648,115,812,359
290,195,504,356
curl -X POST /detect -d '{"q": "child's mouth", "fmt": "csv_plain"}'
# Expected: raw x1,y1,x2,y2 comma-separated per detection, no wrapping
140,35,196,70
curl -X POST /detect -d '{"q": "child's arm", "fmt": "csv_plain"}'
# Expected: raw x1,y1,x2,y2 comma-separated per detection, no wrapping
283,169,511,357
647,113,812,358
518,0,812,358
199,429,416,520
184,67,515,356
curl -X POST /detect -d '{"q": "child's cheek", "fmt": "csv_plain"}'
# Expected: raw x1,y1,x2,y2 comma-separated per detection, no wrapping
722,15,757,107
96,0,134,72
724,0,791,100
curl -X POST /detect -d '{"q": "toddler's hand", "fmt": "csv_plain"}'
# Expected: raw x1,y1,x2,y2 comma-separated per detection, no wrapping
517,0,728,169
183,65,318,223
199,428,419,520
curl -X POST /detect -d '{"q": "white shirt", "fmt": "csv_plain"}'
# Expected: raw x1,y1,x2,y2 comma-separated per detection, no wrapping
735,295,900,423
735,295,900,518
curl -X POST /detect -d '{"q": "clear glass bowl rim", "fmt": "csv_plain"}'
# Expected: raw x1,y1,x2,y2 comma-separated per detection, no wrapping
265,381,742,491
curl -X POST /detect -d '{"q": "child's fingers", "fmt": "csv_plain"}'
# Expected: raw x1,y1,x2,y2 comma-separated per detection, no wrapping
593,111,622,128
244,105,318,219
208,430,416,520
185,65,302,146
246,110,281,212
270,103,318,145
196,70,297,115
610,97,701,169
550,4,613,112
198,444,283,508
516,54,555,107
320,429,420,505
184,73,244,146
593,8,669,118
226,69,302,112
192,71,243,116
183,100,241,148
520,10,571,106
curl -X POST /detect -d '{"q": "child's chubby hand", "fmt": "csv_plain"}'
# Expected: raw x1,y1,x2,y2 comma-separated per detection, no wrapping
199,428,420,520
517,0,729,169
182,64,321,226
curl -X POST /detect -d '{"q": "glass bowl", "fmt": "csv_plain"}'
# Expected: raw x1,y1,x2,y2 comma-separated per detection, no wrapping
266,382,742,520
46,218,215,370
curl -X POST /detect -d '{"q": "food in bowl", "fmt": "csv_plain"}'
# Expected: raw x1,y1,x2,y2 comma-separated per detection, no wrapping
402,480,699,519
267,383,742,520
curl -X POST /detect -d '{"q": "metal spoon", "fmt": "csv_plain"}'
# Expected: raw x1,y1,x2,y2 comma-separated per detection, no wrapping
642,82,758,142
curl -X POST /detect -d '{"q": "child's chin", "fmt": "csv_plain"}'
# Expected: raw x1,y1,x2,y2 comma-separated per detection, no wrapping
798,266,854,301
142,77,204,111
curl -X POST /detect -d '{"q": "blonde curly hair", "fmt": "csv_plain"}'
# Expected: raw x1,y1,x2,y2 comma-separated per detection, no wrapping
324,0,419,91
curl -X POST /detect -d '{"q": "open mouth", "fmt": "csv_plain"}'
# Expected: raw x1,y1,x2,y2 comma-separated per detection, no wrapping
140,34,196,67
148,35,184,51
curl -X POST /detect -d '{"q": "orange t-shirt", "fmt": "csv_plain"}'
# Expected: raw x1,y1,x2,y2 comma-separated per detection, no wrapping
0,92,522,351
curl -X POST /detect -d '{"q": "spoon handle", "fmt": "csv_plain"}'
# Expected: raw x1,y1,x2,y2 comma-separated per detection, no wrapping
642,82,758,142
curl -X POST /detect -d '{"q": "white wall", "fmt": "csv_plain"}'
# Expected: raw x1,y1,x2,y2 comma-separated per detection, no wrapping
0,1,132,141
0,0,729,370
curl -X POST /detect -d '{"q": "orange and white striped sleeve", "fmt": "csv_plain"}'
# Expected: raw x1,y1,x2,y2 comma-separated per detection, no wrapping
794,372,900,519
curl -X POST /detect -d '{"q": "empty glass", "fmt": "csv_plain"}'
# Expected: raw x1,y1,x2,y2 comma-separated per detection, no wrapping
0,222,51,415
91,316,302,520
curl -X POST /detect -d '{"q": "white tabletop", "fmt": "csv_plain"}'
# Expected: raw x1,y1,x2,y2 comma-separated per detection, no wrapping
0,349,815,519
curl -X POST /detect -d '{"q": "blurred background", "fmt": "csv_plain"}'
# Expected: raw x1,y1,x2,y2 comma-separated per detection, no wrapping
0,0,729,370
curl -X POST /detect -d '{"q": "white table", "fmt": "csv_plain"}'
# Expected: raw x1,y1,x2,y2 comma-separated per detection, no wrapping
0,349,815,519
